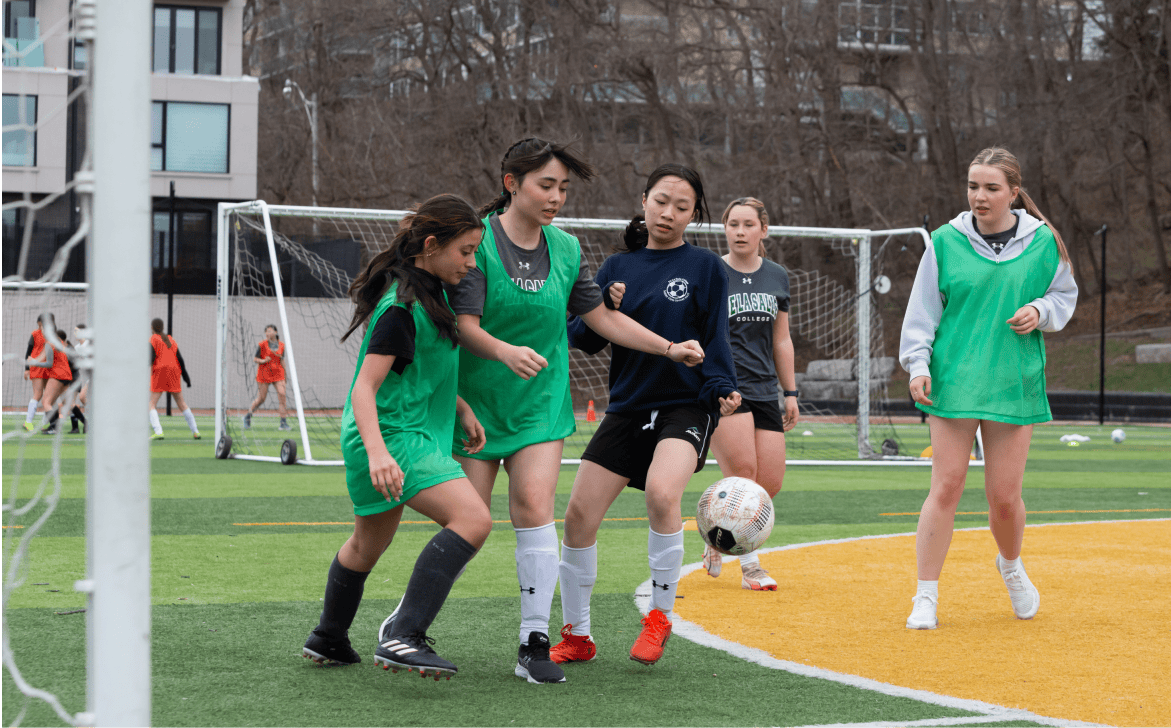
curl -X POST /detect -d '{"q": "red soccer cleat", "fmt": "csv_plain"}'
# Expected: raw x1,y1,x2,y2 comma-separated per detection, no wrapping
629,608,672,665
549,624,597,664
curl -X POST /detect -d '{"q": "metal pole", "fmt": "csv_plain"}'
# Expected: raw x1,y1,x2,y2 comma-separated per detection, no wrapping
166,180,176,415
856,233,872,458
1098,225,1108,426
86,0,152,722
310,92,318,209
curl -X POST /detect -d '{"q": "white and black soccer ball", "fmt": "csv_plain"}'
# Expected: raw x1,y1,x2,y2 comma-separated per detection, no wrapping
696,477,775,556
1111,428,1126,443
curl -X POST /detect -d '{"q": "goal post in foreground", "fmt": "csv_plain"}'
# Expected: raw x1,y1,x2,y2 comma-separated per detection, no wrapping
215,200,934,466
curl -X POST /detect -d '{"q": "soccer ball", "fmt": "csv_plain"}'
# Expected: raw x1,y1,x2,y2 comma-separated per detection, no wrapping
696,477,775,556
1111,428,1126,443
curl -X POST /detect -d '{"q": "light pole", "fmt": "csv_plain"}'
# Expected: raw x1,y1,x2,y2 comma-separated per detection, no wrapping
283,79,318,208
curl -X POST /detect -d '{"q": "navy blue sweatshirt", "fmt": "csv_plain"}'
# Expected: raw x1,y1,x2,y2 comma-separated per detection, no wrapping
567,241,739,416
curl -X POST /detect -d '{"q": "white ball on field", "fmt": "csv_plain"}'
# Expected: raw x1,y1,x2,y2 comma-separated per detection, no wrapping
696,477,774,556
1111,428,1126,443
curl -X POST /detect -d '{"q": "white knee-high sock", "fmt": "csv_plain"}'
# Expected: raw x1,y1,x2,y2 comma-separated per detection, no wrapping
648,527,684,615
739,551,758,567
515,522,559,643
26,399,38,423
149,409,162,435
558,542,597,636
182,408,198,434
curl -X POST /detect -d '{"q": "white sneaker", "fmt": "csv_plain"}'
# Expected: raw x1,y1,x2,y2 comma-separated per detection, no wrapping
740,562,777,591
996,555,1040,619
702,545,722,577
906,594,938,629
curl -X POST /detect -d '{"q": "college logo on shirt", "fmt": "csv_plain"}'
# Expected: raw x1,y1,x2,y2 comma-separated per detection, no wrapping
664,278,690,302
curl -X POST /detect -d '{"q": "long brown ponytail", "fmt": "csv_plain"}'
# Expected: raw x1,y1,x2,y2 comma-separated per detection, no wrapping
341,194,482,347
970,147,1071,266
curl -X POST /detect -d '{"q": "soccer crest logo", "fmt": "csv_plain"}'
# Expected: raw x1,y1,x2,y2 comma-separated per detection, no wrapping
663,277,690,302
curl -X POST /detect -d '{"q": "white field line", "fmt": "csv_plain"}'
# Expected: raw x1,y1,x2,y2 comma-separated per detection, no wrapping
633,520,1168,728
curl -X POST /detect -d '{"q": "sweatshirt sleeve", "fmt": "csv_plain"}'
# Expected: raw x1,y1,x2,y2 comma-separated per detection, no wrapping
696,260,738,411
567,256,612,355
899,242,944,380
1027,260,1078,332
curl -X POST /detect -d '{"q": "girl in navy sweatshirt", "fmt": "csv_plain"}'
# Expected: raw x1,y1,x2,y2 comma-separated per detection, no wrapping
551,164,740,668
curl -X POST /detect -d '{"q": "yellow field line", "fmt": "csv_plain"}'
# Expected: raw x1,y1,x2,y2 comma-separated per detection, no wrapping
880,508,1171,516
232,516,689,527
2,525,25,529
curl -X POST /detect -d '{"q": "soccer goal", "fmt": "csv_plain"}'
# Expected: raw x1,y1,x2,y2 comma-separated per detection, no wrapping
215,201,930,466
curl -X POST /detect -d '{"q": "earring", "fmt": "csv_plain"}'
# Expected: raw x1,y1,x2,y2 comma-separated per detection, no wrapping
511,190,517,196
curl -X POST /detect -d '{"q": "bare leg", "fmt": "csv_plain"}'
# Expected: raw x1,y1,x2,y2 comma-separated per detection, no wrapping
709,411,757,480
753,429,788,498
562,461,629,549
249,382,270,414
275,380,288,418
455,454,501,512
338,507,404,572
644,439,701,534
171,389,188,412
503,440,564,528
981,420,1033,561
915,416,979,580
406,477,493,549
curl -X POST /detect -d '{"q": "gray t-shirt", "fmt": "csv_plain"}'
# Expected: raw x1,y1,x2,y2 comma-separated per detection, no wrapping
446,213,604,316
723,257,791,401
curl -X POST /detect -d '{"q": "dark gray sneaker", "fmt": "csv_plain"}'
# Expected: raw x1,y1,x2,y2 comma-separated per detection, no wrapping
302,629,360,666
375,631,457,680
515,631,566,684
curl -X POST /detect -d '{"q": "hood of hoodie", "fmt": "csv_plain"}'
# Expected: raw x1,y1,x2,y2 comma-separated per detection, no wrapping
949,209,1045,260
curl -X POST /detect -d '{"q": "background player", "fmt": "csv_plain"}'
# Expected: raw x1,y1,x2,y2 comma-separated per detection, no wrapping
900,147,1077,630
21,313,54,431
555,164,738,667
446,138,704,684
302,194,492,679
705,197,798,589
243,324,291,431
148,318,199,440
32,327,75,434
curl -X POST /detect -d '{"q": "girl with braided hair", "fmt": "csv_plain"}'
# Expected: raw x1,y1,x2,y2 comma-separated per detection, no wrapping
900,147,1077,630
441,138,703,684
302,194,492,680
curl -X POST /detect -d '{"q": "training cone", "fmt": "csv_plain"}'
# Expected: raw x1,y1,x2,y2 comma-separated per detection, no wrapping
586,400,597,422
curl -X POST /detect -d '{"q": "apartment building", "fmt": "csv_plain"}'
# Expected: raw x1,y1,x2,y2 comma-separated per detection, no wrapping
2,0,258,293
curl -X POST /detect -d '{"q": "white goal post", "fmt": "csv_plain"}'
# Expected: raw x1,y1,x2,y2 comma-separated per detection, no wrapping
215,200,934,466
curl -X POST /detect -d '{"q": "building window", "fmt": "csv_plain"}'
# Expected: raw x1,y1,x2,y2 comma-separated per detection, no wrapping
3,0,33,39
151,101,229,173
839,0,910,47
2,93,36,166
152,207,215,294
153,5,221,75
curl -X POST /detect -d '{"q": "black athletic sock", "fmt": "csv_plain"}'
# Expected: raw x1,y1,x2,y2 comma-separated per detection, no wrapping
71,406,86,425
393,528,477,637
46,410,60,427
315,554,370,640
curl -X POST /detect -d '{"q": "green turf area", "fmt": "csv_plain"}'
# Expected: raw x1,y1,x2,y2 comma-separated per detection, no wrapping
3,419,1169,726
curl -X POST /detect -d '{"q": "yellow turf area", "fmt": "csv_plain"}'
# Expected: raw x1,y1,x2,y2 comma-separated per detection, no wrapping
677,520,1170,727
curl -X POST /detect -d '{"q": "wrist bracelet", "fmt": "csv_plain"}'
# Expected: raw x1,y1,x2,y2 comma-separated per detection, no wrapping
664,342,674,356
783,390,799,398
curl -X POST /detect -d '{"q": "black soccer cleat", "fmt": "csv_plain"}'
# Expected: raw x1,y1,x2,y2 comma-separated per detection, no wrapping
375,631,457,680
302,629,361,666
515,631,566,684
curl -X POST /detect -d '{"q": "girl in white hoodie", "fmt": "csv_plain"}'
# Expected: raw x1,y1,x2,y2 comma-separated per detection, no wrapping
899,147,1077,630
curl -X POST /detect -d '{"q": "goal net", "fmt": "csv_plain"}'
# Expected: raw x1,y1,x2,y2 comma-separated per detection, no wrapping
216,202,926,466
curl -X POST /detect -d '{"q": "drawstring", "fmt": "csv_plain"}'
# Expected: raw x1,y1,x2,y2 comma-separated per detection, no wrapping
642,410,659,431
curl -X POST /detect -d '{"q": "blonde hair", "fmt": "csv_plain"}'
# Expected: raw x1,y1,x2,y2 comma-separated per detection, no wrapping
970,147,1071,265
722,197,770,257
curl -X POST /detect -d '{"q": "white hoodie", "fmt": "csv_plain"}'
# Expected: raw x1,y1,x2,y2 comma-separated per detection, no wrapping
899,209,1078,381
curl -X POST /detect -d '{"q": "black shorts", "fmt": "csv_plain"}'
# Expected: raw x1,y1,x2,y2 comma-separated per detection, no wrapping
581,404,714,491
731,398,785,433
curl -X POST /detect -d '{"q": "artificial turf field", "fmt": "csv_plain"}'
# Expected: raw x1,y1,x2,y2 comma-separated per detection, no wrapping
3,415,1169,727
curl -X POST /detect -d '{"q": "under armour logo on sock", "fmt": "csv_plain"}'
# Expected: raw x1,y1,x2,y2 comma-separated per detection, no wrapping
520,586,536,594
651,580,670,591
743,276,752,284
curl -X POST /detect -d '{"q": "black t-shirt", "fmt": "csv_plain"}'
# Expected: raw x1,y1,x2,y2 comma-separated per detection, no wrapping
446,213,603,316
978,218,1019,253
723,257,791,401
367,306,416,375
